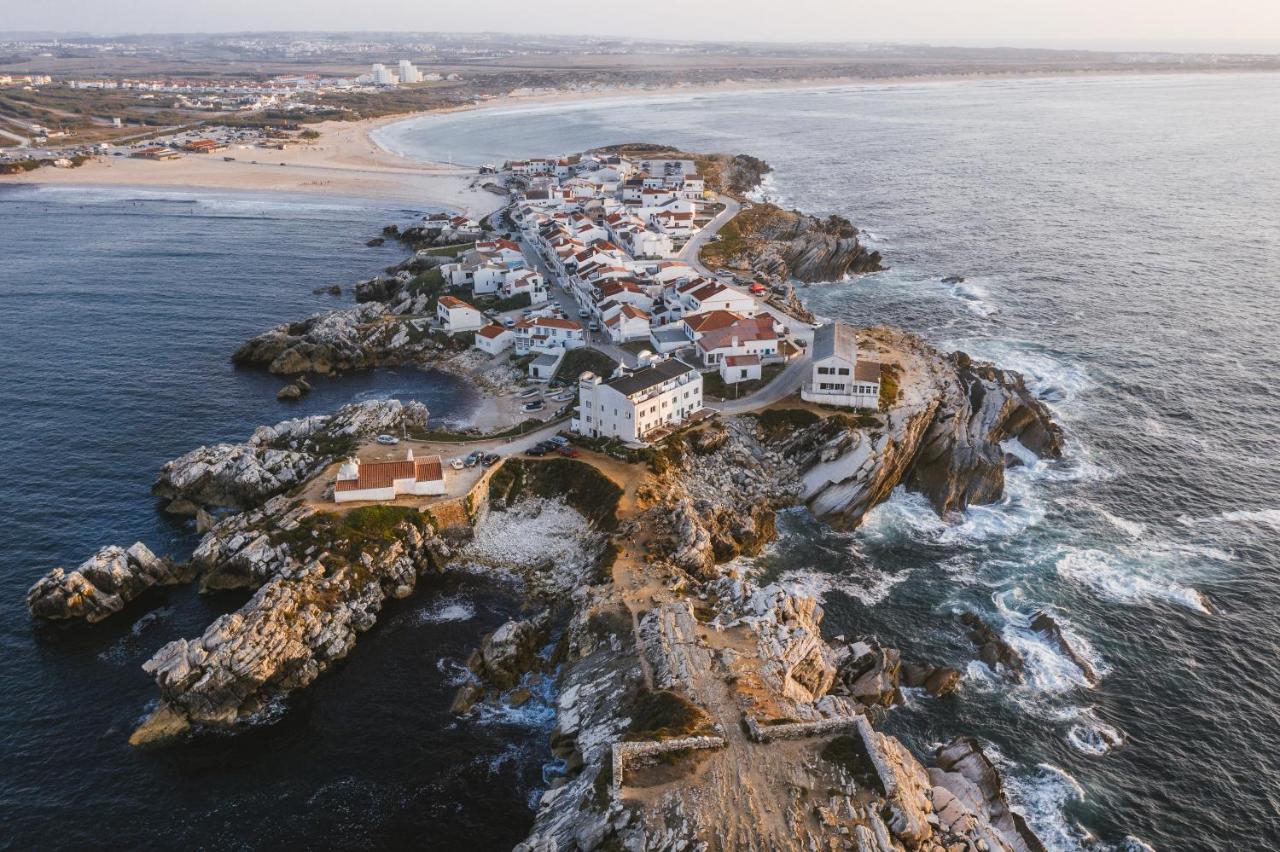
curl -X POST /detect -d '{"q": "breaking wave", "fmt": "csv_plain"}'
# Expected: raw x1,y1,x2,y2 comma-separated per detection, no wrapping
1054,548,1212,614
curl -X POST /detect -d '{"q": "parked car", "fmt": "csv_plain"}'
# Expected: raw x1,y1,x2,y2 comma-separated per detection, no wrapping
526,442,554,457
522,400,545,412
557,446,579,458
502,317,516,328
577,308,590,318
464,451,482,467
588,321,600,332
549,435,571,448
450,457,465,470
375,434,400,445
481,453,500,467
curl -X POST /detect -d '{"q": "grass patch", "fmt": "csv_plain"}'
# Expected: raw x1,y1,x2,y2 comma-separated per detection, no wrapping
879,362,900,410
820,735,886,794
270,505,430,564
407,417,549,443
473,291,531,313
554,347,619,383
701,362,784,400
746,407,821,440
488,457,623,530
422,241,475,257
623,690,714,742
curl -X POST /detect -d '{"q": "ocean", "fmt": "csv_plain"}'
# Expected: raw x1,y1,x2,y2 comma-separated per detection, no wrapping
3,71,1279,850
0,187,553,850
385,72,1280,850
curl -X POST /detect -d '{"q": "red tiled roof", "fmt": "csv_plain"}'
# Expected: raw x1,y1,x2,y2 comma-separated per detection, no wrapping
477,324,509,339
438,295,473,310
336,454,443,493
725,354,760,367
683,310,743,334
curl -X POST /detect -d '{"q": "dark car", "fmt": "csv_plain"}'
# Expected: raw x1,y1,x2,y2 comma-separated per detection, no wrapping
481,453,500,467
526,441,555,457
464,451,482,467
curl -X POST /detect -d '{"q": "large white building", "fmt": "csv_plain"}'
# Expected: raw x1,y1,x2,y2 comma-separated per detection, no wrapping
574,357,703,444
371,64,397,86
334,450,446,503
398,60,422,84
800,322,882,409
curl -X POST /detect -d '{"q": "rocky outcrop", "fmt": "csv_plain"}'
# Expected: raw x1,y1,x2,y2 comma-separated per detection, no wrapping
473,615,549,690
932,737,1048,852
798,328,1063,528
904,351,1064,516
1030,609,1098,685
706,202,882,284
152,400,429,513
27,542,192,624
962,612,1024,681
132,508,446,745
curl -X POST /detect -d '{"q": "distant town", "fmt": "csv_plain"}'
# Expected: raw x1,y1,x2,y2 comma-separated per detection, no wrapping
5,31,1279,172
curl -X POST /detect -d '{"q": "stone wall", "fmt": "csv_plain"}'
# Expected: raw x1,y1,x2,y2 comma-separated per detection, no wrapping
744,713,863,743
610,736,726,800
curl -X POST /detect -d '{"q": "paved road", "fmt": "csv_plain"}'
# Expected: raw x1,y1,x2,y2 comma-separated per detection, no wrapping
513,221,639,370
709,354,811,415
0,127,29,148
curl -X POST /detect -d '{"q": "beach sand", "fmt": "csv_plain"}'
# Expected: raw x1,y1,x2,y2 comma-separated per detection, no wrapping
3,114,507,214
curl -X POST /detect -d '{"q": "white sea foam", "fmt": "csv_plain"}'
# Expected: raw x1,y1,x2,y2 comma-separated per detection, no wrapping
988,750,1093,852
776,565,910,607
435,657,473,687
946,278,1000,317
1055,548,1211,614
1190,507,1280,530
416,597,477,625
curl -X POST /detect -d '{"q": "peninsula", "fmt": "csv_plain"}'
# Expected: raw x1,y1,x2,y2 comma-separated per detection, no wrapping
25,143,1069,851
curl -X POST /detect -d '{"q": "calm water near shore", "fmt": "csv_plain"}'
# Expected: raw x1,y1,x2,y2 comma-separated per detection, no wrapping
387,72,1280,851
3,72,1280,850
0,187,550,849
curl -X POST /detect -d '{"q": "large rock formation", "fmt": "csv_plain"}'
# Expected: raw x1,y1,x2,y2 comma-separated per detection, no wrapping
132,507,447,745
27,542,191,624
799,328,1063,528
152,400,429,513
704,202,883,284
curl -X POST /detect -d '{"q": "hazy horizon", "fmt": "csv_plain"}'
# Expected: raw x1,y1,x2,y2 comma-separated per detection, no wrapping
3,0,1279,55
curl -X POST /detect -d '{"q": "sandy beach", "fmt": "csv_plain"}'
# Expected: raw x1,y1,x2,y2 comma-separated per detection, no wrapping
2,113,508,214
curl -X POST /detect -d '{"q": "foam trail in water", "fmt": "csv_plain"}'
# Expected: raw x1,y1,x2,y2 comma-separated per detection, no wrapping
1055,548,1211,613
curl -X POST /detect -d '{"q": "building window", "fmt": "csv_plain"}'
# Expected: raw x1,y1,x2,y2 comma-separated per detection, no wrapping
838,368,850,376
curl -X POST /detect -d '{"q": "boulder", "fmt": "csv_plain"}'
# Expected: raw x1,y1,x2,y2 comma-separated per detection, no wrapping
27,542,191,624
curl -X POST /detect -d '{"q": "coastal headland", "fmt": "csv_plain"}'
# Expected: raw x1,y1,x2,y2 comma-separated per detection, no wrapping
22,137,1074,851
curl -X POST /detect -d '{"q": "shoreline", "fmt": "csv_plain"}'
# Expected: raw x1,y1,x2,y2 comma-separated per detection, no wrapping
5,66,1277,201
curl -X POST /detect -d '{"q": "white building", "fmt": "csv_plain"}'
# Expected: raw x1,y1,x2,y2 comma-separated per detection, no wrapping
801,322,882,409
574,357,703,444
719,354,762,385
371,64,397,86
603,304,651,343
474,324,514,355
513,317,585,355
398,60,422,85
333,450,446,503
437,295,484,334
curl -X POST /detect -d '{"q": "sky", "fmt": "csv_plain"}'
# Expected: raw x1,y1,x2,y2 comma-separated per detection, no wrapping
5,0,1280,53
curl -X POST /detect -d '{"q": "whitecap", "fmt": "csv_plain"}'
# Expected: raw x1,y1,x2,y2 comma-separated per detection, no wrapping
987,752,1093,852
416,597,477,625
776,565,909,607
1055,548,1211,614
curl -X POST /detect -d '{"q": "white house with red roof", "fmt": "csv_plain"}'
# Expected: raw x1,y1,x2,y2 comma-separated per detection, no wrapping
436,295,484,333
719,354,762,385
513,316,586,355
333,449,446,503
474,324,514,355
675,279,759,318
602,304,652,343
694,314,780,366
501,268,548,304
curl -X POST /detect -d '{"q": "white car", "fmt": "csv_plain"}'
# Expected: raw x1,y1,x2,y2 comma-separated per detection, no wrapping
375,434,400,445
450,457,465,470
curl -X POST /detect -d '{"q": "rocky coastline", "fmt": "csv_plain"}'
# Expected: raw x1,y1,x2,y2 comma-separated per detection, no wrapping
23,147,1071,850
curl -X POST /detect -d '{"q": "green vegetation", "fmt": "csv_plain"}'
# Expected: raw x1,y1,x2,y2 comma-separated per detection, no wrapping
270,505,429,564
879,362,900,410
746,407,822,440
299,129,320,140
473,291,531,313
407,417,548,443
488,458,623,530
623,690,714,742
422,241,475,257
820,735,886,794
700,362,784,400
554,347,619,383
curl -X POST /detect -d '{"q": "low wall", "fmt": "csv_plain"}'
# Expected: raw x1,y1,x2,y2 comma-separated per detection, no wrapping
610,735,726,800
744,713,863,743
